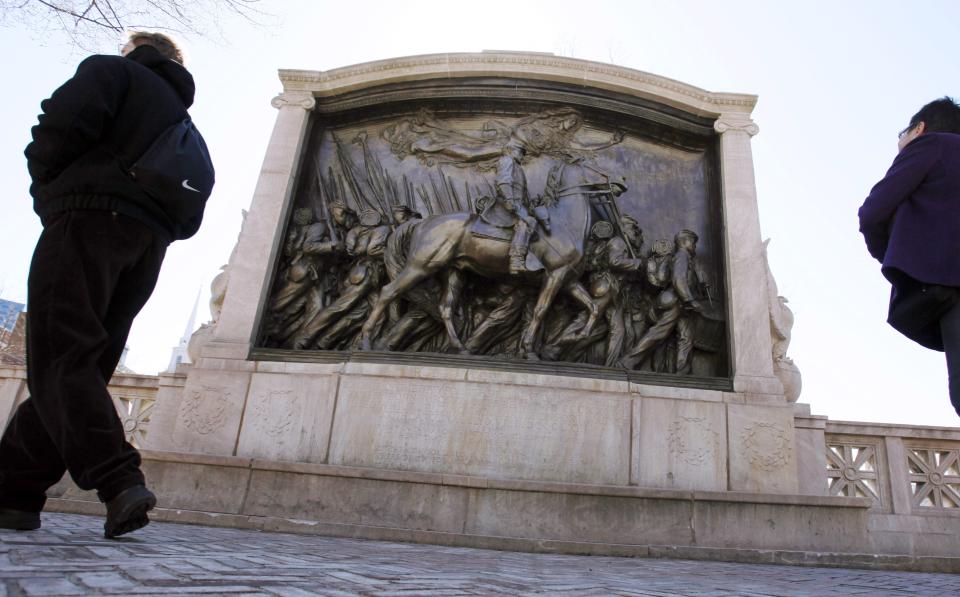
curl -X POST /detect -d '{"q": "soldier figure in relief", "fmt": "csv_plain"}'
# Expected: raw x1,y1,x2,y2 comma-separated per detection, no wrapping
267,208,341,347
544,216,645,366
619,229,708,374
383,108,623,275
495,142,542,274
292,207,390,349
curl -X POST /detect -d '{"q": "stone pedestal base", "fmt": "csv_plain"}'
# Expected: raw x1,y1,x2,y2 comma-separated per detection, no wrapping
49,449,875,557
147,358,798,495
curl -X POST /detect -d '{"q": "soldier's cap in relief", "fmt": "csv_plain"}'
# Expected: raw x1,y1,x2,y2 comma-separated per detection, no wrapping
590,221,614,239
676,229,699,243
360,209,383,226
620,214,639,228
653,239,672,255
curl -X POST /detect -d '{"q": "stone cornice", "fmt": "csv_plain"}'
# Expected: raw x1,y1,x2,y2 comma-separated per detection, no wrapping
278,51,757,119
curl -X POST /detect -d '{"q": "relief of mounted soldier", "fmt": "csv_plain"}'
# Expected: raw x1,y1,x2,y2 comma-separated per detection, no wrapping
260,107,727,376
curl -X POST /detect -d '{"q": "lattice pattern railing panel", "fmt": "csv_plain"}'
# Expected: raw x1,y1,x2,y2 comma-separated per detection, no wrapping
907,448,960,509
826,443,880,502
112,394,155,449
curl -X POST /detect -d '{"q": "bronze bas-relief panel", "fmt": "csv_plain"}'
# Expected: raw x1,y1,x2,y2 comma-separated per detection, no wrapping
257,93,728,381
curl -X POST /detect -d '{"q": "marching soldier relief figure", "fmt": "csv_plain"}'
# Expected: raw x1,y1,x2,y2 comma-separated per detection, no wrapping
292,208,390,350
619,230,709,374
267,208,341,347
544,217,645,366
261,107,726,376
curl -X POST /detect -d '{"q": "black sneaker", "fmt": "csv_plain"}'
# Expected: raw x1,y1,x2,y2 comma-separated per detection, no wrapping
103,485,156,539
0,507,41,531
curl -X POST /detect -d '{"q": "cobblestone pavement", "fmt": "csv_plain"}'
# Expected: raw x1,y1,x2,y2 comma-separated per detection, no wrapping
1,513,957,596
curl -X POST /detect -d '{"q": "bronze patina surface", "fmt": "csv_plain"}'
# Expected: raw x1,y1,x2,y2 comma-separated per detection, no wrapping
257,79,728,381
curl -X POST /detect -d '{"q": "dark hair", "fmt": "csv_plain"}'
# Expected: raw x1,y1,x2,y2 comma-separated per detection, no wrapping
907,96,960,134
127,31,184,64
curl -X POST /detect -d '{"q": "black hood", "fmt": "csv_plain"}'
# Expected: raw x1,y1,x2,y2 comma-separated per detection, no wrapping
125,45,195,108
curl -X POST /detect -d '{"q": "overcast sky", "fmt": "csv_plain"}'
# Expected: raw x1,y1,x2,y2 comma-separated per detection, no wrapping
2,0,958,426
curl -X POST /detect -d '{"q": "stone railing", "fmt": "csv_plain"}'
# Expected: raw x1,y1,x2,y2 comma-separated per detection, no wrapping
0,365,159,449
825,420,960,515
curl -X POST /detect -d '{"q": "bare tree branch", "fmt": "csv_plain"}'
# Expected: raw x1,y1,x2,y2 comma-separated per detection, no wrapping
1,0,273,52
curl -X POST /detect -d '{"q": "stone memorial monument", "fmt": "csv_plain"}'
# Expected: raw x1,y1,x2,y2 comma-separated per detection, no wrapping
8,52,958,568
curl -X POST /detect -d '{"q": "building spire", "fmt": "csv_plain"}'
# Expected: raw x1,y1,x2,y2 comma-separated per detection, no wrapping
166,289,201,372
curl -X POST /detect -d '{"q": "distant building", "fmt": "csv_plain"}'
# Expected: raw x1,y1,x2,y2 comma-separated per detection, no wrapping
0,299,24,333
0,299,25,353
0,310,26,366
166,291,200,372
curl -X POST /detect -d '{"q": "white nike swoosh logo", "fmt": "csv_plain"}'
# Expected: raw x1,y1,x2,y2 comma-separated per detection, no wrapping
182,179,200,192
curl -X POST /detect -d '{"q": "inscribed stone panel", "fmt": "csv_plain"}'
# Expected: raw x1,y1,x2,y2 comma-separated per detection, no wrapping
636,397,726,490
171,369,251,456
236,372,337,463
727,403,798,493
328,374,631,485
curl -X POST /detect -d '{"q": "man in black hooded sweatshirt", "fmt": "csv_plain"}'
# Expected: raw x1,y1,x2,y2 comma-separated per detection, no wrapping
0,32,209,538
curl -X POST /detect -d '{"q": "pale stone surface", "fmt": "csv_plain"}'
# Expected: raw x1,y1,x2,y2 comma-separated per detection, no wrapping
139,372,186,451
630,383,724,402
869,513,960,557
170,368,252,456
828,420,960,440
48,448,960,560
235,372,337,463
466,368,629,394
328,375,632,485
883,436,914,516
794,425,828,496
0,369,26,431
253,360,344,375
212,93,313,347
144,459,250,514
727,403,799,493
465,489,695,545
636,397,727,491
693,500,869,552
279,52,757,119
714,115,781,397
243,469,469,533
344,361,468,381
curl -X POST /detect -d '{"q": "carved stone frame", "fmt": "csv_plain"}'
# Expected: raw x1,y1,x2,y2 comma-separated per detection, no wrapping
205,52,781,397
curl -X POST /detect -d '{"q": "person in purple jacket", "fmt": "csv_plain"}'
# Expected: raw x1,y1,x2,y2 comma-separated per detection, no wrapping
858,97,960,417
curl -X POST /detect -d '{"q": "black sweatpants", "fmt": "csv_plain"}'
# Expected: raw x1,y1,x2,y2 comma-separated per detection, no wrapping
0,211,166,511
941,299,960,417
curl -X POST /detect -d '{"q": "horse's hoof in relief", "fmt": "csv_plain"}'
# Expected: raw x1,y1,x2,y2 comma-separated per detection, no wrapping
524,352,540,361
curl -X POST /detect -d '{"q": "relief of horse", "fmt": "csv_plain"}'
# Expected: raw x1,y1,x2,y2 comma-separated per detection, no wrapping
359,161,624,359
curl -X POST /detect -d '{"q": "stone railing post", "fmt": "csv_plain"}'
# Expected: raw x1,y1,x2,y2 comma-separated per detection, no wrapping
207,91,316,357
714,114,781,397
0,366,28,431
